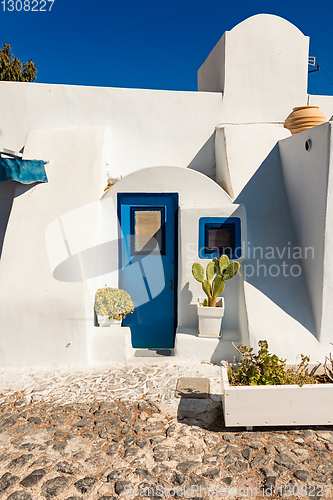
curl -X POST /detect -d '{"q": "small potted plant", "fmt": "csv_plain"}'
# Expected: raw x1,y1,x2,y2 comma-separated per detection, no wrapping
94,286,134,327
192,255,240,338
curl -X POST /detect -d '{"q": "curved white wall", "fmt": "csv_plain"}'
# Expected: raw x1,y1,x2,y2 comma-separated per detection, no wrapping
198,14,309,123
102,165,232,206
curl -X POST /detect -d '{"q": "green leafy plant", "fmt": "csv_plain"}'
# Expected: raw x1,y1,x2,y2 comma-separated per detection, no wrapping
94,286,134,320
192,255,240,307
228,340,317,386
0,42,37,82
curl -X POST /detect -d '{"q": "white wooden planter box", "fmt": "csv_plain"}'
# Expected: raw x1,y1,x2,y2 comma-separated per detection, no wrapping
221,361,333,427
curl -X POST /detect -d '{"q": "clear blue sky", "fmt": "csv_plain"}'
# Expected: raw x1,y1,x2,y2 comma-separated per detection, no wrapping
1,0,333,96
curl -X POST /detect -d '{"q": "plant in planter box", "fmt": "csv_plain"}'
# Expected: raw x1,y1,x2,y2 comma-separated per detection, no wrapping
228,340,316,386
94,286,134,327
191,255,240,337
220,341,333,428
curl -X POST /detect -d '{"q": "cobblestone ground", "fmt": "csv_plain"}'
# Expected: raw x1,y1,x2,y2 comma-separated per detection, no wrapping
0,362,333,499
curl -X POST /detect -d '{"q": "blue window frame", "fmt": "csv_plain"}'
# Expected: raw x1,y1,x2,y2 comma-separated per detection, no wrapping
198,217,241,259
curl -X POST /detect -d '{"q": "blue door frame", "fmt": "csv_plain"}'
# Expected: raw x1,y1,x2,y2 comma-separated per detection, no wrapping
118,193,178,348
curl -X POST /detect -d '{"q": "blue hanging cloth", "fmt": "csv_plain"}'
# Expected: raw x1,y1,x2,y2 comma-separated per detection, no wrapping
0,157,48,184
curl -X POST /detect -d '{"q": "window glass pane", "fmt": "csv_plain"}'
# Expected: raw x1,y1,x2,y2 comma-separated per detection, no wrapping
198,217,241,259
208,227,233,251
134,210,162,253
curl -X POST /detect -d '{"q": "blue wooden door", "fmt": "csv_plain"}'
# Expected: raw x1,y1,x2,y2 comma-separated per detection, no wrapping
118,193,178,348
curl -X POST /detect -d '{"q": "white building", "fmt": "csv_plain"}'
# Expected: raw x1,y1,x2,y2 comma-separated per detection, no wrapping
1,14,333,367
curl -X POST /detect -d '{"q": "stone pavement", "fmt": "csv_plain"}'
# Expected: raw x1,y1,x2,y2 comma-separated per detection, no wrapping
0,361,333,499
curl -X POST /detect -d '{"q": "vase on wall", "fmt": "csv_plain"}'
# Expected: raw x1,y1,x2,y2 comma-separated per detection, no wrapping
284,106,326,135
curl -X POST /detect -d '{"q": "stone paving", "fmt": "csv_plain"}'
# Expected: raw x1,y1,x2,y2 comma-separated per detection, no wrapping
0,362,333,499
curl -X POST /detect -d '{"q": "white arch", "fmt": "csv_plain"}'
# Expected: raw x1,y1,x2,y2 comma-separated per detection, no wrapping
102,166,232,206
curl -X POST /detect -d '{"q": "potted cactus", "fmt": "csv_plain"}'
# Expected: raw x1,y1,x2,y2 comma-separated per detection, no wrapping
192,255,240,338
94,286,134,327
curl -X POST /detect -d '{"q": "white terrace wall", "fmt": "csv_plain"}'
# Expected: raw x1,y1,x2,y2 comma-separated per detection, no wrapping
0,82,223,180
279,122,333,356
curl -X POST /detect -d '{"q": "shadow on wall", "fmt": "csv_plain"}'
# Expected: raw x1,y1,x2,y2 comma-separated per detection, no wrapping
0,181,36,259
0,181,15,258
53,240,119,282
179,282,195,326
187,133,215,179
235,144,317,337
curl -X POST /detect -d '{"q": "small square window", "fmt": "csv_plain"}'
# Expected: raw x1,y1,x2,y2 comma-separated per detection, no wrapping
130,207,165,255
199,217,241,259
207,224,234,253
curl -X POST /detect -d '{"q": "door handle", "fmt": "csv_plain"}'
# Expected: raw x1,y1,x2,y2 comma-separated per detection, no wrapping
170,279,173,290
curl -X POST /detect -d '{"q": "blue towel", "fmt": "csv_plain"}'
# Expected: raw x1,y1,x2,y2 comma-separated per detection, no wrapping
0,157,48,184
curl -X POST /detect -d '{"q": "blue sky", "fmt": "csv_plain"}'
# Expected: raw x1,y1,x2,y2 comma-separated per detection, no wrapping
1,0,333,96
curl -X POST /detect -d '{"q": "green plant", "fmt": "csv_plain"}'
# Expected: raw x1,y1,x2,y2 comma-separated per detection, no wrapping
228,340,317,386
323,343,333,381
94,286,134,320
0,42,37,82
192,255,240,307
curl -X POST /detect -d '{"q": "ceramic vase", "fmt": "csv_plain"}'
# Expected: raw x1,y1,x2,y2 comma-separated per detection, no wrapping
284,106,326,135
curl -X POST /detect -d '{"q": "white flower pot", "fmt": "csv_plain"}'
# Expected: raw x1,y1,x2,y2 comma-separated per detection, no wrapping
197,297,224,338
97,315,122,327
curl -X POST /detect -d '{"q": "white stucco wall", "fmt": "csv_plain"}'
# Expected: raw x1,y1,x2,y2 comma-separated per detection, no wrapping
212,118,322,361
279,122,333,352
2,13,333,367
103,168,249,363
0,82,223,180
103,167,241,341
178,204,247,345
97,165,234,298
228,120,333,363
198,14,309,124
0,82,225,366
102,165,232,206
0,127,107,366
215,124,291,199
233,127,319,362
0,159,238,366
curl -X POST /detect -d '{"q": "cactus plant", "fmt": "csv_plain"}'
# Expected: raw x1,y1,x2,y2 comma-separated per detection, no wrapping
94,286,134,320
192,255,240,307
